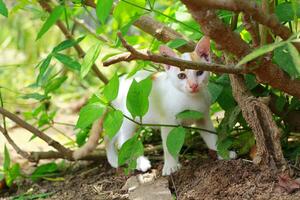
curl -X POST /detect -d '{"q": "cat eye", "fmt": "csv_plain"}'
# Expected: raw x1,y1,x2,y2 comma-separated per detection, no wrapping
177,73,187,79
196,71,204,76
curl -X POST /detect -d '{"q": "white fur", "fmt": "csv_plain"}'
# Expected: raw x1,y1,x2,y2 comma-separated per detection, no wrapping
105,38,236,175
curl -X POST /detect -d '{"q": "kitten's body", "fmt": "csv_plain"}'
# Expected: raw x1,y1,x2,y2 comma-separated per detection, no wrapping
74,36,236,175
106,69,219,175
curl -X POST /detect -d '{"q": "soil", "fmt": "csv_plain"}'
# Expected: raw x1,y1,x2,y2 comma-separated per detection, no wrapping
1,158,300,200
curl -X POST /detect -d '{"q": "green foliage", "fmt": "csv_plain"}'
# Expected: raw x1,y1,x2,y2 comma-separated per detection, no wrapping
275,2,300,22
273,44,300,79
126,77,152,119
0,0,8,17
167,38,188,49
80,43,102,78
75,129,89,147
104,109,124,139
53,53,81,71
176,110,204,120
30,163,59,181
167,127,186,159
44,76,67,94
36,5,64,40
118,133,144,168
76,102,105,129
113,0,146,27
103,73,119,102
2,146,21,187
97,0,114,25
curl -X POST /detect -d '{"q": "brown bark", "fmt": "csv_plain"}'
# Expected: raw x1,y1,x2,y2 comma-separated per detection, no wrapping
181,0,288,171
229,75,286,171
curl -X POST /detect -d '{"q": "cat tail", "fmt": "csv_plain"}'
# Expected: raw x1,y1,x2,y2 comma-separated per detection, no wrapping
72,110,107,160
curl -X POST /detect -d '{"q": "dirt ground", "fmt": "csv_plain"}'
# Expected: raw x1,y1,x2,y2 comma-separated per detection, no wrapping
1,158,300,200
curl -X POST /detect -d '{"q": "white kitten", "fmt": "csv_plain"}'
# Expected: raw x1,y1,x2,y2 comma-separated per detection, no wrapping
105,37,236,175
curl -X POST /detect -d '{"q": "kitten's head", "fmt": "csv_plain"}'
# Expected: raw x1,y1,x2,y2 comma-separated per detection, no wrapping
159,36,211,95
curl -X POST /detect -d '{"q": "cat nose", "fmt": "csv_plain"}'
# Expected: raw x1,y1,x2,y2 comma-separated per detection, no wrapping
189,83,198,91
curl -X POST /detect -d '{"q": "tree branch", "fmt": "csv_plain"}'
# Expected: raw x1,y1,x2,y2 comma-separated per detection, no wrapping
181,2,300,99
103,32,246,75
82,1,196,53
180,0,300,51
0,107,73,159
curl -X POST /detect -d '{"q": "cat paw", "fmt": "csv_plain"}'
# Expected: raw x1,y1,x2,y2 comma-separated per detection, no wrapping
136,156,151,172
218,151,237,160
162,163,181,176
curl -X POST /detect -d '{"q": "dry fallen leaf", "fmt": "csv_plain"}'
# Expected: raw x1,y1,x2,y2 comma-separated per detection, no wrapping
276,174,300,194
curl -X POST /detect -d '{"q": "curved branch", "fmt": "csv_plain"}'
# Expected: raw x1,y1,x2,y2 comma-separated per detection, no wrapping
181,0,300,51
181,2,300,99
103,33,246,75
0,107,73,159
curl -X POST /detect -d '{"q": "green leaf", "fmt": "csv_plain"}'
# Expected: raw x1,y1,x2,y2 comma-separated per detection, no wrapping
208,82,224,104
37,55,52,85
275,2,300,22
22,93,48,101
76,102,105,129
31,163,58,181
126,77,152,119
44,76,67,94
167,39,188,49
273,44,300,79
118,134,144,166
167,127,186,159
36,5,64,40
97,0,113,24
76,129,89,147
80,43,101,78
54,53,81,71
6,163,20,187
104,110,124,139
113,0,145,27
176,110,204,120
217,138,233,160
287,43,300,77
275,95,286,112
0,0,8,17
52,36,85,52
3,145,10,171
103,73,119,102
236,41,287,67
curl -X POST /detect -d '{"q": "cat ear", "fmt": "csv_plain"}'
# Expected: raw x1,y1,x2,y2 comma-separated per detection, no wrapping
195,36,210,61
159,45,178,70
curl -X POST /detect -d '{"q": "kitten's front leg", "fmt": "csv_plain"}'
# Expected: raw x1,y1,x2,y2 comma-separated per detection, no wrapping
198,117,237,159
161,127,181,176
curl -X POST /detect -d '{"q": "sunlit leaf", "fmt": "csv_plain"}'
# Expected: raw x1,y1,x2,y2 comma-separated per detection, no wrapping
176,110,204,120
80,43,101,78
31,163,58,181
167,127,186,159
236,41,287,67
3,145,10,171
44,76,67,94
103,73,119,102
126,77,152,119
54,53,81,71
167,38,188,49
52,36,85,52
76,102,105,129
104,110,123,139
0,0,8,17
36,5,64,40
96,0,113,25
118,133,144,166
